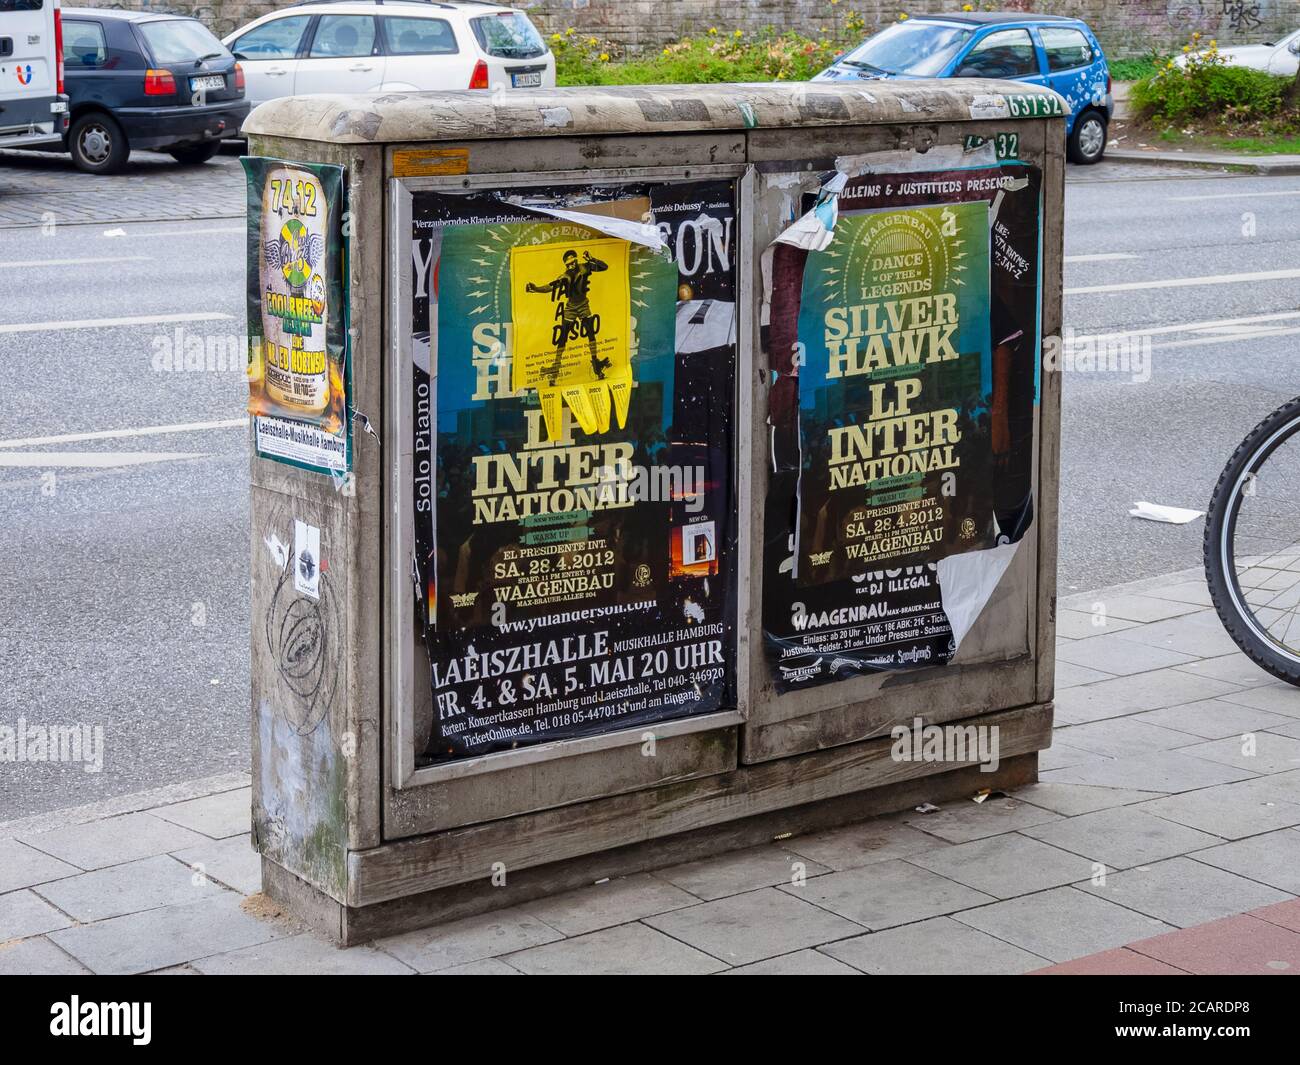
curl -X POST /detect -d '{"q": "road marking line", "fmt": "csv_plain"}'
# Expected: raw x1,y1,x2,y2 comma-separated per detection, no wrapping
0,255,150,269
1149,326,1300,352
1066,268,1300,295
0,451,207,468
0,311,234,334
1169,189,1300,201
0,417,248,449
1069,311,1300,341
1064,253,1138,263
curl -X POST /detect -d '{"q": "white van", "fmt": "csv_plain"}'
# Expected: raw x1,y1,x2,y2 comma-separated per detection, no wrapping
0,0,67,149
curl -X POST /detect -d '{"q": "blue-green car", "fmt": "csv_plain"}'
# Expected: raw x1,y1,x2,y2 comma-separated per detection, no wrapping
815,12,1112,164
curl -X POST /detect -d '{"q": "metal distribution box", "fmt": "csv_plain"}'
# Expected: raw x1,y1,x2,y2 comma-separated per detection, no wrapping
242,81,1065,943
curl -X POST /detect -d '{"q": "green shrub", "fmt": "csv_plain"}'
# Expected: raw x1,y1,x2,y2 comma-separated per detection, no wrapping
1132,37,1290,122
548,16,868,88
1108,53,1169,82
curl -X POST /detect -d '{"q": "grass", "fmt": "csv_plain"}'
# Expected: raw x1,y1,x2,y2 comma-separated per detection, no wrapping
1108,55,1169,82
1206,134,1300,154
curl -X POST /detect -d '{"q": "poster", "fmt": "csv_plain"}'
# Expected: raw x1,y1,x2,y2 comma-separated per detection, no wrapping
411,179,738,762
763,163,1041,692
242,157,351,476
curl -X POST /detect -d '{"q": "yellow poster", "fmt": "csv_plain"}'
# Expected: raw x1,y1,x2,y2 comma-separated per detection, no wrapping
509,237,632,439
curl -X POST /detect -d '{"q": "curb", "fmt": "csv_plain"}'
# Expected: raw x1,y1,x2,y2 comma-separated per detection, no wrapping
0,770,251,840
1105,149,1300,175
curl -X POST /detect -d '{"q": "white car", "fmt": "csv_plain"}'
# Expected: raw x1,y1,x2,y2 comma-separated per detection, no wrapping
223,0,555,109
1177,28,1300,76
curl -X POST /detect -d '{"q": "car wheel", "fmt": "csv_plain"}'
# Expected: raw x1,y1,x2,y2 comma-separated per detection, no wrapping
169,142,221,166
1068,110,1107,165
70,113,129,175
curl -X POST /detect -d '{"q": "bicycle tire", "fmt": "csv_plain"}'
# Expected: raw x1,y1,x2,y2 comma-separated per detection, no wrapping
1204,395,1300,686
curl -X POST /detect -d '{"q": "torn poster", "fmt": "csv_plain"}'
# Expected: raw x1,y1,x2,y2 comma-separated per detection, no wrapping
762,163,1042,692
408,179,739,761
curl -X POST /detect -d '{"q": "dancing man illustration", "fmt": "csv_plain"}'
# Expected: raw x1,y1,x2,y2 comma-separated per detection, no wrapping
525,249,610,384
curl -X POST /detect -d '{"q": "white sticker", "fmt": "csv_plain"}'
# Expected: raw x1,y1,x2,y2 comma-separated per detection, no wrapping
681,520,717,565
969,94,1011,121
294,519,321,599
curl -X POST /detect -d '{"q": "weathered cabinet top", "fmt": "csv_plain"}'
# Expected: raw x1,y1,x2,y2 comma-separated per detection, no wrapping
242,80,1066,144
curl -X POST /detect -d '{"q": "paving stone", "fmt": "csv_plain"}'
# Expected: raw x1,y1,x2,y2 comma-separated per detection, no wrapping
1221,684,1300,718
909,833,1092,898
1249,768,1300,804
655,843,829,901
902,796,1060,842
173,834,261,895
1134,777,1300,839
48,893,289,975
1055,609,1137,640
430,958,522,975
645,887,861,965
378,908,563,972
1084,594,1204,624
18,812,206,870
0,890,72,940
522,873,697,936
784,816,952,871
952,886,1173,963
784,859,994,929
1011,782,1163,817
1174,653,1280,688
1054,661,1116,689
1249,898,1300,933
1192,828,1300,893
1055,717,1202,759
33,854,228,923
1126,914,1300,975
0,936,91,975
1031,947,1189,975
1142,580,1215,607
1266,719,1300,739
1178,732,1300,775
1021,806,1222,869
1134,698,1294,739
193,933,415,975
821,916,1048,974
0,838,79,894
507,922,724,975
724,948,862,975
1113,611,1242,658
1080,857,1291,928
1054,633,1198,676
1038,743,1099,770
1053,669,1243,724
149,788,250,839
1041,750,1256,793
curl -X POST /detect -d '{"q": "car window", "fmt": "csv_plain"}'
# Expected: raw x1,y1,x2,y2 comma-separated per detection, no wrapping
470,12,545,59
139,18,229,64
838,22,972,77
381,16,457,56
309,15,377,59
232,15,311,60
1040,27,1094,72
957,28,1039,78
63,20,108,69
0,1,44,9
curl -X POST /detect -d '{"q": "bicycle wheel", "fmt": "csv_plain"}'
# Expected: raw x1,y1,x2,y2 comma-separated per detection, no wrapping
1204,396,1300,685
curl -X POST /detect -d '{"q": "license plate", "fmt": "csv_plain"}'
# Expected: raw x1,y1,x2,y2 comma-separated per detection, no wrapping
191,74,225,92
511,71,541,88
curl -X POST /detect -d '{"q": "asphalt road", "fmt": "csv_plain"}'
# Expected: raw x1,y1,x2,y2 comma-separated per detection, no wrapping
1,150,1298,817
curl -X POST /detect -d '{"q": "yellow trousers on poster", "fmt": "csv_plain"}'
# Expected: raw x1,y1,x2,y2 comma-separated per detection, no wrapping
509,237,632,439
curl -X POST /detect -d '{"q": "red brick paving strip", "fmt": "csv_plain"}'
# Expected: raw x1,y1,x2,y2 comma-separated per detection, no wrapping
1033,905,1300,975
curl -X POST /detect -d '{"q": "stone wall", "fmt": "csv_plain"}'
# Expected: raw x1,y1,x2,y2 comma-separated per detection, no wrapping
87,0,1300,58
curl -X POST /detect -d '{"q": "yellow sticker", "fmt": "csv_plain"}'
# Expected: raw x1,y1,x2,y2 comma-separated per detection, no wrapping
392,147,470,177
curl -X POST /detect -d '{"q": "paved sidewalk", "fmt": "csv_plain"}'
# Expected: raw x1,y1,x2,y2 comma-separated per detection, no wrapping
3,567,1299,975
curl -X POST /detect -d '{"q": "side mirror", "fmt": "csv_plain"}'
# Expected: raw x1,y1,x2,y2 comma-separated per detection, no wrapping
1289,40,1300,55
